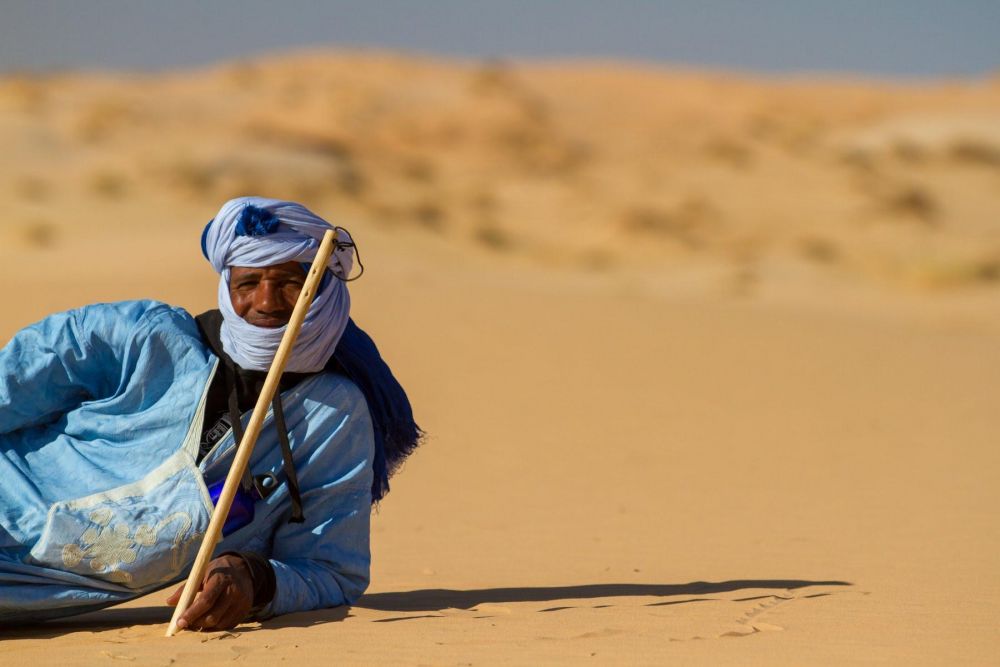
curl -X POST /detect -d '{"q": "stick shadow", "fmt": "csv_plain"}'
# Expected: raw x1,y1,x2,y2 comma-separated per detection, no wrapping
0,602,351,639
0,604,174,639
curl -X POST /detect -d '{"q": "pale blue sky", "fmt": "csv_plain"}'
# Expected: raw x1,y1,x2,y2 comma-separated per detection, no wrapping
2,0,998,78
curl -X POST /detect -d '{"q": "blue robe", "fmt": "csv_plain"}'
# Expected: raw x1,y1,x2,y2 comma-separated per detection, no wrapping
0,300,373,623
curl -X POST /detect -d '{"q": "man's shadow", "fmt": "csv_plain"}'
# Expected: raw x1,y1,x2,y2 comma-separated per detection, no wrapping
0,578,848,638
355,579,850,614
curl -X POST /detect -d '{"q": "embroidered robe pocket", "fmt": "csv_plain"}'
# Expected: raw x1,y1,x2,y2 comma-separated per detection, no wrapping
28,450,213,590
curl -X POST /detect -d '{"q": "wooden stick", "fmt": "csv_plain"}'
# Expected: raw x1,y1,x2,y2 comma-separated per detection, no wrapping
166,228,338,636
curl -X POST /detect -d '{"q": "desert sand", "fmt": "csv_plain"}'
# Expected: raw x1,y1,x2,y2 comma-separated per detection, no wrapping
1,51,998,664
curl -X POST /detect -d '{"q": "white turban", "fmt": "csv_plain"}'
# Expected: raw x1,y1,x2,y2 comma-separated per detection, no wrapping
201,196,353,373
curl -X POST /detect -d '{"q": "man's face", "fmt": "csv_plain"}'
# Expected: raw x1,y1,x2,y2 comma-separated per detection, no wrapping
229,261,306,328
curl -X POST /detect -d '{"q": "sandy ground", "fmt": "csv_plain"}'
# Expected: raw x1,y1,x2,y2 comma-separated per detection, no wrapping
1,52,999,664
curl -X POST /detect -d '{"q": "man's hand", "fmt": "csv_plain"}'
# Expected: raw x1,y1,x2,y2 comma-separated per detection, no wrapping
166,554,255,631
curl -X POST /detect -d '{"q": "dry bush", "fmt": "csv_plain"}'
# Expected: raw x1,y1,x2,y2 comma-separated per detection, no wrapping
948,138,1000,167
469,60,517,95
890,140,927,164
400,158,437,184
249,125,355,162
621,197,721,249
468,65,588,175
883,184,939,225
164,158,217,195
88,170,129,199
973,258,1000,282
73,100,140,143
469,190,497,215
9,219,57,248
494,121,585,174
469,59,549,125
410,201,446,232
903,254,1000,289
473,222,514,251
745,113,781,141
838,146,877,171
798,236,841,264
577,248,616,272
331,162,367,198
744,111,822,152
243,124,366,197
154,149,361,203
703,136,754,168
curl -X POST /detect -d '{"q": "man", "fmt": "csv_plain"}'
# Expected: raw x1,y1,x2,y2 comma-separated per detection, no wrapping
0,197,420,629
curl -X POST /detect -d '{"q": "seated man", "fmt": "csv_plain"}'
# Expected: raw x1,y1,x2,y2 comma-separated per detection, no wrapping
0,197,420,629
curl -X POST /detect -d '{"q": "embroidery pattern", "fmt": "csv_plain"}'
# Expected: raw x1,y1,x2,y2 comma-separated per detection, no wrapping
61,508,194,584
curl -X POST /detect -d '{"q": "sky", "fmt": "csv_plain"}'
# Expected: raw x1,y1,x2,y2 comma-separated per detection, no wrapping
1,0,998,79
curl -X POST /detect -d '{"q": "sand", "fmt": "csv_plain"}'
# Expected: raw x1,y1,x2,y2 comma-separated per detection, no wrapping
1,51,998,665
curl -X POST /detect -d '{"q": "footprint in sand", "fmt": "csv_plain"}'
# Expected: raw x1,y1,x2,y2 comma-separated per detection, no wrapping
99,649,136,661
718,593,792,638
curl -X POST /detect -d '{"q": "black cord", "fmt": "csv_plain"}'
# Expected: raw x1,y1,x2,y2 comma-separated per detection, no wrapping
332,226,365,282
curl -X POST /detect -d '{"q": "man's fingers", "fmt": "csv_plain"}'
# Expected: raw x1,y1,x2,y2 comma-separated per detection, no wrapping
173,557,253,631
177,573,224,629
200,591,239,630
166,578,203,607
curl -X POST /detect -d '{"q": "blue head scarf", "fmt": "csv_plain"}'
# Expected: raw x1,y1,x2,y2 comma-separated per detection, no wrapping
202,196,353,373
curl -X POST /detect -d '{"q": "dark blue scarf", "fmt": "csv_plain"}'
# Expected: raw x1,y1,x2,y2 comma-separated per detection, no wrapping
332,319,423,502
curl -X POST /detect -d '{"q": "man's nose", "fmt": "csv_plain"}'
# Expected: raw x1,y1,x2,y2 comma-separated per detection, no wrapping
252,282,283,313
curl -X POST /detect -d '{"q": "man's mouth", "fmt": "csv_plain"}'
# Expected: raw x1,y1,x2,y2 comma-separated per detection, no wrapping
248,315,289,328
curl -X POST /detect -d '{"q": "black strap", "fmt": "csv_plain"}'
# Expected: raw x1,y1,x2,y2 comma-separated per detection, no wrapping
223,361,254,493
272,392,305,524
222,359,306,524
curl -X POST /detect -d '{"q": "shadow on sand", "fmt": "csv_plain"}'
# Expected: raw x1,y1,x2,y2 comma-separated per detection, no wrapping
355,579,850,613
1,578,848,638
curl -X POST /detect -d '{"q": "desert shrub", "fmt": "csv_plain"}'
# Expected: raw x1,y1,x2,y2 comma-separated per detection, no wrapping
12,219,57,248
401,159,436,184
948,139,1000,167
167,159,217,195
974,259,1000,282
838,146,877,171
904,255,1000,288
474,223,514,251
578,248,616,272
798,237,840,264
89,170,129,199
703,136,754,168
73,100,138,143
621,197,720,249
333,163,367,198
890,140,927,164
884,184,939,224
411,201,446,232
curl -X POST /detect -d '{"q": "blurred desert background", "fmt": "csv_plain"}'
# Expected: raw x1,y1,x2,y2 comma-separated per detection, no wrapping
1,49,999,665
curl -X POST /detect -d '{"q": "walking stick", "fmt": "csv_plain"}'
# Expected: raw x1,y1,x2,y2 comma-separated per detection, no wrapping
166,228,338,636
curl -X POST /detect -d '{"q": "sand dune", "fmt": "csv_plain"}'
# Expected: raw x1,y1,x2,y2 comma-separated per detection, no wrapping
1,52,998,664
